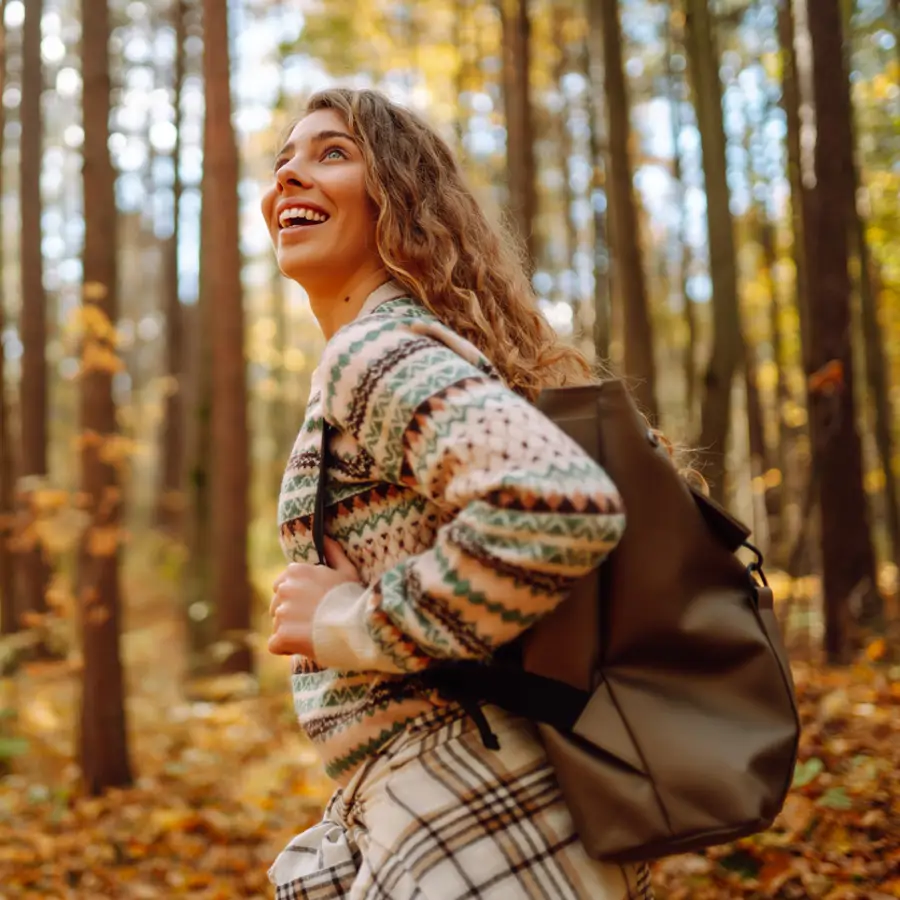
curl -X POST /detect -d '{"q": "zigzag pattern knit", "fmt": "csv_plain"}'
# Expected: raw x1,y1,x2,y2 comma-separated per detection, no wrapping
277,286,625,783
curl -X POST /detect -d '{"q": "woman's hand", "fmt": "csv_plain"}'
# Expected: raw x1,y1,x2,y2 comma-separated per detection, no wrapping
268,537,362,659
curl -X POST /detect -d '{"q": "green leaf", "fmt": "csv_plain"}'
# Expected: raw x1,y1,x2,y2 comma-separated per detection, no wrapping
816,787,852,810
0,737,29,760
792,757,824,788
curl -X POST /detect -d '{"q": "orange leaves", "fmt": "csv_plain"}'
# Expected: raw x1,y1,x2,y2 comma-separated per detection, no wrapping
808,359,845,395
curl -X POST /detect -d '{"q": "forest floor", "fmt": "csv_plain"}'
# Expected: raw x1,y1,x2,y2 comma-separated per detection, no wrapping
0,554,898,899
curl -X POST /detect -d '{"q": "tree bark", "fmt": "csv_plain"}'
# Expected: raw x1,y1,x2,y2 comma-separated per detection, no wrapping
665,10,697,431
19,0,51,620
594,0,658,420
498,0,537,267
156,0,187,535
0,0,15,635
684,0,742,502
202,0,252,674
79,0,133,794
583,32,611,362
806,0,878,662
553,9,579,316
847,141,900,579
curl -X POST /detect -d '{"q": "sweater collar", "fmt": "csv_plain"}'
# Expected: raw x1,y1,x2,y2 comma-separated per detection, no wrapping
354,279,409,320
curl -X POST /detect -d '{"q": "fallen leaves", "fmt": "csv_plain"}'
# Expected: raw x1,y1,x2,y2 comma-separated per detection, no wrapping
1,597,898,898
653,660,900,898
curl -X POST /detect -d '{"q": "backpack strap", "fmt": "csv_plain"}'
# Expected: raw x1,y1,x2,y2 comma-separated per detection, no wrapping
313,420,331,566
419,662,589,733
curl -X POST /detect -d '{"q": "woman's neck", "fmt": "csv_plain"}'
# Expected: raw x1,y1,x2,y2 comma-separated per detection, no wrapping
307,266,393,340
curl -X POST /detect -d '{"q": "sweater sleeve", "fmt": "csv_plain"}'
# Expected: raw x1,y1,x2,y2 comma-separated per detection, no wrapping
311,312,625,674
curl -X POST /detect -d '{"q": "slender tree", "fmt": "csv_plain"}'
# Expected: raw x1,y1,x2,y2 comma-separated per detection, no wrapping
202,0,252,673
806,0,879,661
583,25,611,362
79,0,132,792
19,0,50,620
594,0,658,420
665,8,697,429
684,0,742,501
156,0,187,534
0,0,14,635
498,0,537,266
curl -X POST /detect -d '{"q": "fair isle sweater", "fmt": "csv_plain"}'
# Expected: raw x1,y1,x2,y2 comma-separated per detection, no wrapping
277,282,626,784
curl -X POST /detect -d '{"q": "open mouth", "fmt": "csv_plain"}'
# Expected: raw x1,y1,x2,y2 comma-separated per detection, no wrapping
278,206,330,230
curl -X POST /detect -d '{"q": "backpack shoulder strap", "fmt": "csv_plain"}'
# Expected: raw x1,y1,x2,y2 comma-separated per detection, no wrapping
313,420,330,566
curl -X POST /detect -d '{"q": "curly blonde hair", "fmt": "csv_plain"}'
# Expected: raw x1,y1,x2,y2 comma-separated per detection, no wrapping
302,88,595,401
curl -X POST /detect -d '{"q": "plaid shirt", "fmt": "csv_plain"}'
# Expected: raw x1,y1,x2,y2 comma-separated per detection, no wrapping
269,704,654,900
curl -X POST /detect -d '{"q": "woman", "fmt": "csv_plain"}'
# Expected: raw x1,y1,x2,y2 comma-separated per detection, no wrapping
262,88,653,900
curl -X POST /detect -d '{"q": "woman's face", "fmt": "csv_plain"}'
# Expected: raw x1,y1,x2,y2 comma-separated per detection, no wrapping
260,109,381,289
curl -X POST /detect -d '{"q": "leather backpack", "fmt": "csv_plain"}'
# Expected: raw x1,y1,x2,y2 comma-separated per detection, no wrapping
315,380,801,863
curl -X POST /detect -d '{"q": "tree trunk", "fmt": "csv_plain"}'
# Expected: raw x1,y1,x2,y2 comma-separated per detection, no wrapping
594,0,658,420
553,9,579,315
583,32,611,363
665,10,697,432
860,255,900,571
806,0,878,663
498,0,537,267
79,0,133,794
19,0,51,620
759,205,790,562
156,0,187,535
779,0,819,577
847,143,900,578
684,0,742,502
0,0,15,635
202,0,252,675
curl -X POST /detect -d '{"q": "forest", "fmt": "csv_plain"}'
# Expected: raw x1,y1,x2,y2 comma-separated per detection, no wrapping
0,0,898,896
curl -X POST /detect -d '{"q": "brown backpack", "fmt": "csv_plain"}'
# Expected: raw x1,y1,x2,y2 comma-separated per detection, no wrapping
315,380,800,863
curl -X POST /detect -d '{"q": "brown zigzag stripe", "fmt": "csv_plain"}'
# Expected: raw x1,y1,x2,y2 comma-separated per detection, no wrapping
445,521,572,596
331,445,378,480
483,487,622,516
333,480,410,515
280,518,312,540
301,677,429,740
286,448,319,471
345,337,434,436
401,565,495,658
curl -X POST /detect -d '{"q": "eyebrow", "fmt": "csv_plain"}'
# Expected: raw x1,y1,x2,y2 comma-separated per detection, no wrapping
275,130,357,164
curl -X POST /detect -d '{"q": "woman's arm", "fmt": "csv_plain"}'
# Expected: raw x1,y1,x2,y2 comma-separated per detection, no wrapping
311,313,625,673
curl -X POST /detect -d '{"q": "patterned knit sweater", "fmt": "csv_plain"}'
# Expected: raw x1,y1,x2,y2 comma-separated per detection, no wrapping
277,282,626,784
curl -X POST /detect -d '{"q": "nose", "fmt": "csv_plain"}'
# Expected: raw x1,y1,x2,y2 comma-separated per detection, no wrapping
276,155,313,193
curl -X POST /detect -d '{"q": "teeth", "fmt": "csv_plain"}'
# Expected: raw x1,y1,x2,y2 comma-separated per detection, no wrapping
279,207,328,227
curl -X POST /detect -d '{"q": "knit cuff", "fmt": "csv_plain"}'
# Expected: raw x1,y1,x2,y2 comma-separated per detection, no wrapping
312,582,389,672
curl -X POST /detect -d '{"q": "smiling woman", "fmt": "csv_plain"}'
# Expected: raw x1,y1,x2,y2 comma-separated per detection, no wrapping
260,112,386,338
261,88,652,900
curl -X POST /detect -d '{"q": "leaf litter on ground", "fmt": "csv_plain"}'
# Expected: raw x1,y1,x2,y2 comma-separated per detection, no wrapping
0,583,898,898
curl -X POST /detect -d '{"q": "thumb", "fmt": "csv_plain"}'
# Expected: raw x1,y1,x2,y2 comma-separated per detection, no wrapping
323,536,357,575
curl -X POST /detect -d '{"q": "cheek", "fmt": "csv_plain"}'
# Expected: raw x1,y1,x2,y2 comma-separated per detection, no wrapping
260,186,277,225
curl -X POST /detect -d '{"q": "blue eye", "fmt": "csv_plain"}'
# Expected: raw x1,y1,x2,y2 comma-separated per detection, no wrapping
323,146,347,160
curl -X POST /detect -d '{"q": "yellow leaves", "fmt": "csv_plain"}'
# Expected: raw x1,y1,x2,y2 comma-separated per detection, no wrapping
82,281,109,302
80,339,125,376
753,468,783,494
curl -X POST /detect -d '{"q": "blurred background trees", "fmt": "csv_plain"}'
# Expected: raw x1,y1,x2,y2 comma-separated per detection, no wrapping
0,0,898,795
